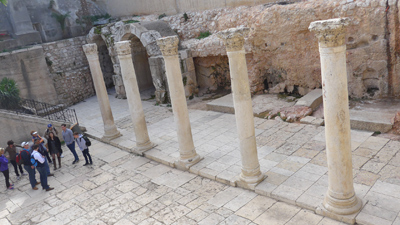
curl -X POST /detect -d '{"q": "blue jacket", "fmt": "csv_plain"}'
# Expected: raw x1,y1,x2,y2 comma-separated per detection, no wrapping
0,155,9,171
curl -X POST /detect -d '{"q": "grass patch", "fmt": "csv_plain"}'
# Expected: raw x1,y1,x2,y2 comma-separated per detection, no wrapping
196,31,211,39
124,20,139,24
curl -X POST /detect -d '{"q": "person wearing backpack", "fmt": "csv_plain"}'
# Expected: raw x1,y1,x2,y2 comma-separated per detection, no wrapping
73,132,92,166
31,145,54,192
0,148,13,190
5,140,25,179
47,132,62,170
20,142,40,190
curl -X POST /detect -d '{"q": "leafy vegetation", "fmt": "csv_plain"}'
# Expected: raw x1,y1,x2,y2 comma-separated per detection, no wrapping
124,20,139,24
196,31,211,39
0,0,7,6
0,77,20,109
183,12,189,22
158,13,167,19
86,14,111,22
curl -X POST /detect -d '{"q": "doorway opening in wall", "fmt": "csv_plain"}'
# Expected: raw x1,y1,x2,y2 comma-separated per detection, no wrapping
93,37,115,89
122,34,155,94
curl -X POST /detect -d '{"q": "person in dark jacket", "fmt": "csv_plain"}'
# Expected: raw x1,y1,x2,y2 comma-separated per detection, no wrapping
47,132,62,170
20,142,39,190
31,145,53,191
0,148,13,190
5,140,25,179
74,132,93,166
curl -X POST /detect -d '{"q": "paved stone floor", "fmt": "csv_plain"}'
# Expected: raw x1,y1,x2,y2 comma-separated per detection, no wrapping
66,89,400,225
1,138,346,225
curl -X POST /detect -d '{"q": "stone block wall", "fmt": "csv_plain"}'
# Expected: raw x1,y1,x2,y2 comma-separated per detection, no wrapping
0,46,59,104
42,36,95,106
0,110,69,147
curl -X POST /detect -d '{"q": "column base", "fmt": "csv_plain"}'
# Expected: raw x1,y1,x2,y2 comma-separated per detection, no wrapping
102,130,122,141
236,172,266,190
315,196,366,224
316,194,363,224
133,141,157,155
175,154,203,171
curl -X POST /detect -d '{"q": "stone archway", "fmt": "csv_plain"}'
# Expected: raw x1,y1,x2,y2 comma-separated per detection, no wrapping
120,33,154,91
87,20,198,103
90,35,115,88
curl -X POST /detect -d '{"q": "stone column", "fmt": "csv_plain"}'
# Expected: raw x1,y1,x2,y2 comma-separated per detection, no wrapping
115,41,155,153
217,28,265,189
309,18,362,217
156,36,202,170
83,44,121,141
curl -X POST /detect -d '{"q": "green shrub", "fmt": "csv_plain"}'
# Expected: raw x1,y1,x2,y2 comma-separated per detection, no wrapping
158,13,167,19
183,12,189,22
196,31,211,39
0,77,20,109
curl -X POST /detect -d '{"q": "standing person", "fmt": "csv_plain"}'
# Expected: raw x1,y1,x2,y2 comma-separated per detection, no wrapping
5,140,25,179
33,139,54,177
0,148,13,190
31,145,54,191
44,124,63,158
61,124,79,164
47,132,62,170
20,142,40,190
74,132,93,166
31,131,52,163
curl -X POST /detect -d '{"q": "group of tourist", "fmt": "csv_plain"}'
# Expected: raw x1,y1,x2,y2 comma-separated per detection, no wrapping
0,124,93,191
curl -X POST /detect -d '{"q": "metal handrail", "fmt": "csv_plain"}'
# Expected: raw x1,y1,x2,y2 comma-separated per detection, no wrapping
1,98,78,124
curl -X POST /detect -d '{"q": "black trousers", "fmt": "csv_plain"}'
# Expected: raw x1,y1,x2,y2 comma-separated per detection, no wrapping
1,169,10,188
82,149,92,164
44,150,52,163
10,160,23,176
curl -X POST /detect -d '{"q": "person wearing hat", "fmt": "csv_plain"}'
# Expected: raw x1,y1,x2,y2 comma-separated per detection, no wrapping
0,148,13,190
44,124,63,158
31,131,52,164
5,140,25,179
20,142,40,190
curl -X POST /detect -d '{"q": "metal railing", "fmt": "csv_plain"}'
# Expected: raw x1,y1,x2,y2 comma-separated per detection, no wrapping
1,98,78,124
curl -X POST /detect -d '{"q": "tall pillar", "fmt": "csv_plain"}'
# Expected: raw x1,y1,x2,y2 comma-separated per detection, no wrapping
115,41,155,153
83,44,121,141
156,36,202,170
309,18,362,217
217,28,265,189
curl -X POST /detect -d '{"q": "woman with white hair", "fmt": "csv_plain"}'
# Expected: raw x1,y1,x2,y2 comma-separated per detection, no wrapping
0,148,13,190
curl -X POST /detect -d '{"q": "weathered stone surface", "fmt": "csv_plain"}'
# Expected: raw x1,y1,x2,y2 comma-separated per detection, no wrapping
268,105,313,122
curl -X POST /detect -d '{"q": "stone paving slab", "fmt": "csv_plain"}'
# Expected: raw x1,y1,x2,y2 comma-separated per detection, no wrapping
68,93,400,225
0,139,345,225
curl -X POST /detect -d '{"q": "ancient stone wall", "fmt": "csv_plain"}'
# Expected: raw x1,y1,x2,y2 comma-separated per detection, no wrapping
42,36,95,105
102,0,280,17
0,46,59,104
0,109,67,147
155,0,400,99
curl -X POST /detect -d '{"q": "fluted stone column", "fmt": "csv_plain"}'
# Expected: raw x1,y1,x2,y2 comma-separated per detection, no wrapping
217,28,265,189
156,36,202,169
309,18,362,218
115,41,156,154
83,44,121,141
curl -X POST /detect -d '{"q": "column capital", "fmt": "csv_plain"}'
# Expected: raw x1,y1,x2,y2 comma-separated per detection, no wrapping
309,18,350,48
156,36,179,56
115,41,131,56
217,27,250,52
83,43,98,56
